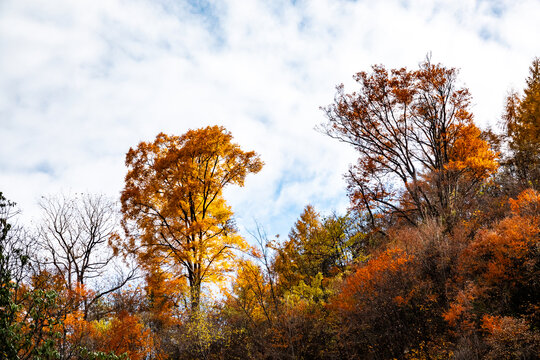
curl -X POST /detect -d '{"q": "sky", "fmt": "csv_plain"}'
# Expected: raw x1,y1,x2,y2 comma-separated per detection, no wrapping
1,0,539,240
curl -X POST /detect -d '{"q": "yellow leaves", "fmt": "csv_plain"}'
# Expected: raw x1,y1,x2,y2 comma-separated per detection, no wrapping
228,258,272,323
503,58,540,188
446,122,498,179
283,272,329,306
181,310,224,358
121,126,263,311
404,340,454,360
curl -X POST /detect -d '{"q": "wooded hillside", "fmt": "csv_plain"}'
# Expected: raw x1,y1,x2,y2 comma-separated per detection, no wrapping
1,58,539,360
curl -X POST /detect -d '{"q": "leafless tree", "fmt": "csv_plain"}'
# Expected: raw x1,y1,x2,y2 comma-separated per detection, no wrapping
37,193,137,318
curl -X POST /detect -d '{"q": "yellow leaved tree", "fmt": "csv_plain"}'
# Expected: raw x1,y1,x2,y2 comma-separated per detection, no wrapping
503,57,540,189
120,126,263,312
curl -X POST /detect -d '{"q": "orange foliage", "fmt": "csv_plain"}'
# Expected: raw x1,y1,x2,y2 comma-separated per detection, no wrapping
96,311,155,360
447,122,498,179
329,243,447,358
64,310,96,351
461,188,539,287
335,247,414,312
64,308,154,360
145,261,186,327
509,187,540,215
121,126,262,312
323,59,498,226
442,283,479,331
481,315,540,359
445,189,539,339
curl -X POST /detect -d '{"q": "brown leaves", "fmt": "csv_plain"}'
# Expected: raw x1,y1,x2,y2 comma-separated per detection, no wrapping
323,59,498,227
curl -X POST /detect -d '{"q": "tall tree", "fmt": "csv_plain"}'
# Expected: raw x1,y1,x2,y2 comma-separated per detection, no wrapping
120,126,263,312
322,59,497,228
503,57,540,190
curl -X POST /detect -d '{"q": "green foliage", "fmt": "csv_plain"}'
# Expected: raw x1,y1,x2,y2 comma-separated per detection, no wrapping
0,192,21,359
77,347,129,360
273,206,368,296
2,58,540,360
0,192,62,360
283,272,328,306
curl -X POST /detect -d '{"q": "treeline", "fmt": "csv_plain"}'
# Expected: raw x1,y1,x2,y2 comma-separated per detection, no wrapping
1,58,539,360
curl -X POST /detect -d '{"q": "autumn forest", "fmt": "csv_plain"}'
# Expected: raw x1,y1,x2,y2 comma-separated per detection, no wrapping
1,58,539,359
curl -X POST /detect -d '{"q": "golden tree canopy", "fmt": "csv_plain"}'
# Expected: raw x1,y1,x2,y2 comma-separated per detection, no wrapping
121,125,263,311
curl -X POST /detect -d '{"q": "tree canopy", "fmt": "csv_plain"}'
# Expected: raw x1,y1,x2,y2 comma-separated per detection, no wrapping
2,57,539,360
504,57,540,190
322,59,498,228
120,125,263,312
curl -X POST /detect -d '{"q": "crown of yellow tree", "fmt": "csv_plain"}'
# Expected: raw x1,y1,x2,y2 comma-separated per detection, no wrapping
121,126,263,312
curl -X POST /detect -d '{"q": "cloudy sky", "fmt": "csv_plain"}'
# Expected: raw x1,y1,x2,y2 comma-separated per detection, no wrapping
1,0,539,239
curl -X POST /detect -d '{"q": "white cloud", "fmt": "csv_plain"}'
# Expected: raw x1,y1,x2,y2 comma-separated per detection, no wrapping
1,0,539,239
